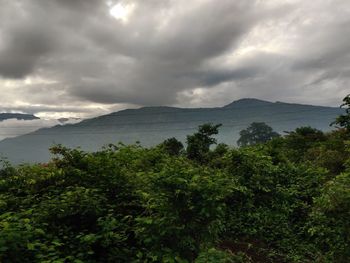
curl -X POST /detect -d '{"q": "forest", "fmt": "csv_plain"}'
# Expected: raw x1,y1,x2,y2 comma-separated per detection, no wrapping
0,95,349,262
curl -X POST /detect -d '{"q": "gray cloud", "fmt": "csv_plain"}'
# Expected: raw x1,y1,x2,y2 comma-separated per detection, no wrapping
0,0,349,117
0,26,56,78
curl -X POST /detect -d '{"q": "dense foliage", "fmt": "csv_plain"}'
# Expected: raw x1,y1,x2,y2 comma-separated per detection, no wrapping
332,94,350,132
237,122,280,147
186,123,222,163
0,99,349,262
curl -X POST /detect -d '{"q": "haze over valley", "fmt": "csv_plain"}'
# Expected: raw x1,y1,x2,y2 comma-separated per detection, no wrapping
0,98,343,163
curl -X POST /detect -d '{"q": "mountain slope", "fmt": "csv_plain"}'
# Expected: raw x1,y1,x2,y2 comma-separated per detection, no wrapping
0,99,343,164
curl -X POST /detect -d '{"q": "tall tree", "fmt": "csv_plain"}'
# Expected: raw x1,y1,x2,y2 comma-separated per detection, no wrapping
283,126,326,162
186,123,222,163
332,94,350,133
160,137,184,156
237,122,280,147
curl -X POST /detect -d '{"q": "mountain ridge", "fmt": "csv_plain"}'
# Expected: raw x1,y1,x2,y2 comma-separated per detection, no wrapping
85,98,340,122
0,98,344,164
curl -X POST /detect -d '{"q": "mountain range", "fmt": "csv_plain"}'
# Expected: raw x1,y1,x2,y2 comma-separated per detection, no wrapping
0,98,344,164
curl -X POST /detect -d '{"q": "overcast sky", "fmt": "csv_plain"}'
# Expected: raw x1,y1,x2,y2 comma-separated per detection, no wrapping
0,0,349,118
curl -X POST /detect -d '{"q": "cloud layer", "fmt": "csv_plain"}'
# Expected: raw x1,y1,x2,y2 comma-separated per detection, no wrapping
0,0,349,117
0,118,80,141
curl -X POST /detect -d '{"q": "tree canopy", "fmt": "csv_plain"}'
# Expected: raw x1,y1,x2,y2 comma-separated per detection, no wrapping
159,137,184,156
332,94,350,133
237,122,280,146
186,123,222,163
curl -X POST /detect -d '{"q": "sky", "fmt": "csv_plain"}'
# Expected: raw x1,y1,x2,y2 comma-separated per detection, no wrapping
0,0,349,119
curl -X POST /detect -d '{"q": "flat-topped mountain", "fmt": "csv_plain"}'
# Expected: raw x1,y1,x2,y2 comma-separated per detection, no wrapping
0,98,344,164
0,113,39,121
223,98,274,108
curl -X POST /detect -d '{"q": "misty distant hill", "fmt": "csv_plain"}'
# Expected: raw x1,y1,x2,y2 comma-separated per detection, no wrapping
0,113,39,121
0,98,344,164
58,117,82,124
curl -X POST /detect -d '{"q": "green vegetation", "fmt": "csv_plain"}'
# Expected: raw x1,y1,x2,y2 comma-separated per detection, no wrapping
332,94,350,132
0,97,349,262
159,137,184,156
237,122,280,146
186,123,222,163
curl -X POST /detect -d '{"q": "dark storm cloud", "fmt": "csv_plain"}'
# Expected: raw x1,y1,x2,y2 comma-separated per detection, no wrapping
0,25,56,78
194,67,261,87
0,0,349,116
61,0,263,106
292,21,350,71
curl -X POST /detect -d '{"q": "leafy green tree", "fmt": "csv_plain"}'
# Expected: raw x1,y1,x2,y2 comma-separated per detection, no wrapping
309,172,350,262
159,137,184,156
332,94,350,133
305,146,345,175
208,143,230,168
186,123,222,163
285,126,326,149
237,122,280,147
213,143,229,156
223,147,328,261
135,157,233,261
288,126,324,138
283,126,326,163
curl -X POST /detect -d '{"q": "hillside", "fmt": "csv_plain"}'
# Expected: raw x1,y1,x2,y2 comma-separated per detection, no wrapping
0,98,343,164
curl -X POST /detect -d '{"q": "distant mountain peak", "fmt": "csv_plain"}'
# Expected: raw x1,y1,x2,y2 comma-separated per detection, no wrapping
223,98,274,108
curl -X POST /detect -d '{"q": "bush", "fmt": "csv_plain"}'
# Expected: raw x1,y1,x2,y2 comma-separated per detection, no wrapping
0,124,349,262
309,172,350,262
